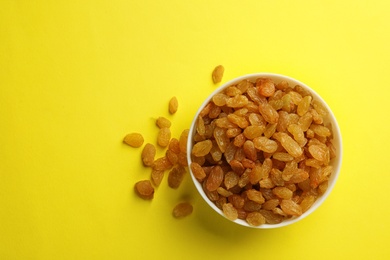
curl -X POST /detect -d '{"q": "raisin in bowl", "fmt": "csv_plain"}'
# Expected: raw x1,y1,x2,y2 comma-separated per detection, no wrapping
187,73,342,228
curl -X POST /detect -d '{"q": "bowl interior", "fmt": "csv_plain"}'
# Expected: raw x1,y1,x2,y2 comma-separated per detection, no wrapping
187,73,342,228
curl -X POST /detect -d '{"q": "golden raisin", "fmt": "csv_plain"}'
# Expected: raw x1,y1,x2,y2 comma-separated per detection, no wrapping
190,162,206,181
212,65,225,83
246,212,266,226
169,96,178,114
141,143,156,167
123,133,144,148
135,180,154,200
157,127,171,147
222,203,238,221
156,117,171,128
168,166,186,189
172,202,193,218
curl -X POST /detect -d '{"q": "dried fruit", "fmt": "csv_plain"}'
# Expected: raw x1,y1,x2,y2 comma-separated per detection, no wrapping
157,127,171,147
308,145,328,162
272,187,293,199
243,125,264,139
246,189,265,204
135,180,154,200
230,159,245,175
190,162,206,181
223,203,238,221
151,169,164,186
169,138,181,154
212,93,229,106
228,194,245,209
212,65,225,83
217,187,233,197
243,140,257,161
287,124,307,147
179,129,189,153
169,96,178,114
224,171,240,190
226,95,249,108
172,202,193,218
253,136,278,153
168,166,186,189
273,152,294,162
226,127,242,138
227,114,248,128
166,149,178,165
205,166,224,191
310,124,331,137
123,133,144,148
280,199,302,216
300,195,316,213
141,143,156,167
273,132,303,157
213,127,229,152
257,78,275,97
246,212,266,226
152,156,173,171
192,140,213,157
226,86,242,96
258,103,279,124
297,95,312,116
195,117,205,137
262,199,279,210
156,117,171,129
259,209,284,224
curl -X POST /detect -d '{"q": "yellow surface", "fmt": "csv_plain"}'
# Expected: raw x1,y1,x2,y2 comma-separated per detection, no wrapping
1,1,389,259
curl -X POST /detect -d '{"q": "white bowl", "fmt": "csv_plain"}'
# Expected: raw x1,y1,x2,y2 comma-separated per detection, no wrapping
187,73,342,228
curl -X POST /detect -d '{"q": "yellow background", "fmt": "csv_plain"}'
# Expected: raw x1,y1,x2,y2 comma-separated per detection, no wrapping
1,1,389,259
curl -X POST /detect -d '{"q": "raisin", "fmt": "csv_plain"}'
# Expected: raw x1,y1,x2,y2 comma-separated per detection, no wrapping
168,166,186,189
258,103,279,124
272,187,293,199
213,127,230,153
190,162,206,181
273,132,303,157
224,171,240,190
169,96,178,114
259,209,284,224
152,156,173,171
297,95,312,116
226,95,249,108
157,127,171,147
135,180,154,200
253,136,278,153
123,133,144,148
179,129,189,154
300,195,316,213
243,125,264,139
280,199,303,216
246,212,266,226
256,77,275,97
223,203,238,221
212,93,229,106
169,138,181,154
212,65,224,83
192,139,213,157
246,189,265,204
205,166,224,191
141,143,156,167
151,169,164,187
156,117,171,129
172,202,193,218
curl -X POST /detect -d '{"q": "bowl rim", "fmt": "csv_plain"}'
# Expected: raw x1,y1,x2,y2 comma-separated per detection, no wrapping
187,72,343,229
